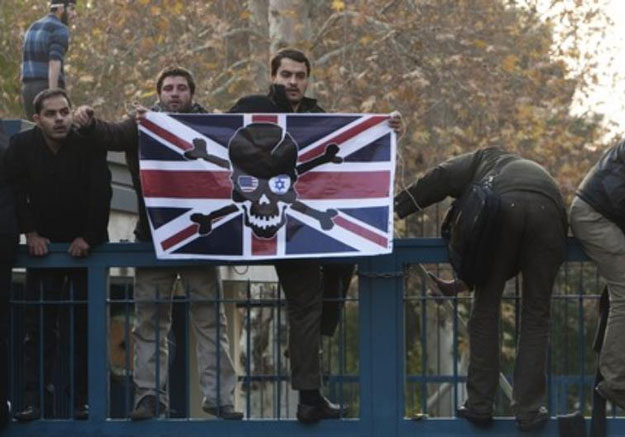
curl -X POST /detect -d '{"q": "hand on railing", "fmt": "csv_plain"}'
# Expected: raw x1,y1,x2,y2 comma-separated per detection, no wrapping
26,231,50,257
68,237,90,258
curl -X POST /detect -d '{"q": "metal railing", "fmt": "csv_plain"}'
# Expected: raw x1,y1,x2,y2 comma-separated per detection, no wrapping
3,238,625,436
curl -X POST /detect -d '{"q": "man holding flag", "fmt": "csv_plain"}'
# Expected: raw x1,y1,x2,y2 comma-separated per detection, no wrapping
74,67,242,420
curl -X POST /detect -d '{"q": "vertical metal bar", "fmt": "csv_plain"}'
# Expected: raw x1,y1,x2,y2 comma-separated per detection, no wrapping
339,289,346,415
69,275,75,418
276,281,282,419
124,280,131,417
154,284,161,417
88,265,108,422
245,279,251,419
420,269,428,415
359,254,403,435
215,273,222,413
38,275,44,418
578,268,585,412
184,279,190,419
452,276,459,412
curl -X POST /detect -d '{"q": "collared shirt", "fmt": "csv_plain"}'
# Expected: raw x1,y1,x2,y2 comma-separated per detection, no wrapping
21,13,69,86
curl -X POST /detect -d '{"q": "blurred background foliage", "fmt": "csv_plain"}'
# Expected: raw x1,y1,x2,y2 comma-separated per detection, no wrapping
0,0,616,224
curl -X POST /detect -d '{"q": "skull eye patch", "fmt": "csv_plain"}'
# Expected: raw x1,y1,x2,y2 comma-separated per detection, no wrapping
237,175,259,192
269,174,291,195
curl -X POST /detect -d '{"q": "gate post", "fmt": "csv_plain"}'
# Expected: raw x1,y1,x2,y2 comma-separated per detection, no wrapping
88,265,109,422
359,252,404,436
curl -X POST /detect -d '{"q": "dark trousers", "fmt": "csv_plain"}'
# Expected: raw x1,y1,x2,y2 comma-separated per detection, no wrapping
21,81,49,121
21,268,88,409
0,262,11,428
275,260,354,390
466,191,566,419
275,260,324,390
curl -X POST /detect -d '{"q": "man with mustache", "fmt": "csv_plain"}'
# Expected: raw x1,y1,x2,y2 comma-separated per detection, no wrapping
230,48,402,424
21,0,77,120
4,89,111,421
72,67,243,421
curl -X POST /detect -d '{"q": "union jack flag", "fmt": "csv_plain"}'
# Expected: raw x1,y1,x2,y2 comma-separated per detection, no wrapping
139,112,396,260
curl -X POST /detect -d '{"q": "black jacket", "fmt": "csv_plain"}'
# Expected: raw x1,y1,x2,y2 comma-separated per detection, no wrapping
229,84,324,113
577,139,625,233
4,127,111,246
86,102,206,242
0,122,18,263
395,147,566,220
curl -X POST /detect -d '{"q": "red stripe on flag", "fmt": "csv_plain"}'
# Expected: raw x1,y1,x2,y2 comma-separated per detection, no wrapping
252,115,278,124
333,216,388,248
295,171,390,199
298,115,388,162
161,224,198,250
252,234,277,255
141,170,233,198
141,118,193,151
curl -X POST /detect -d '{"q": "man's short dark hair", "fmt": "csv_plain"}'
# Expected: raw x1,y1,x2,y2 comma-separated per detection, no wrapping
33,88,71,114
156,66,196,96
50,0,76,11
270,49,311,77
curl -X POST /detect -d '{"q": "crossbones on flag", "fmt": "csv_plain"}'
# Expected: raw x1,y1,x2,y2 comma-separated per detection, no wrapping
139,112,396,260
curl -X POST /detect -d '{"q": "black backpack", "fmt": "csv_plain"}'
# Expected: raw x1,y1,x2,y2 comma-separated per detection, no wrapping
441,158,513,287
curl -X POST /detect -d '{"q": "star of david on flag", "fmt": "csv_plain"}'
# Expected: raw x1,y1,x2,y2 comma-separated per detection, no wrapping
138,112,396,260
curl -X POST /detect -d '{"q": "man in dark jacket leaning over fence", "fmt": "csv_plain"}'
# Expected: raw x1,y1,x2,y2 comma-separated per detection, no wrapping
569,139,625,411
395,147,567,432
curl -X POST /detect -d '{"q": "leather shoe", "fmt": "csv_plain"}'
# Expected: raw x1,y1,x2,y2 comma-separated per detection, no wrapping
14,405,40,422
596,382,625,410
130,395,167,420
456,404,492,426
202,404,243,420
517,406,549,432
74,404,89,420
297,395,343,424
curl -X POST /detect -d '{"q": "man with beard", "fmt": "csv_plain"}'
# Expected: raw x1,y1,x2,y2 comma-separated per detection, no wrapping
230,48,402,424
73,67,243,421
21,1,77,120
5,89,111,421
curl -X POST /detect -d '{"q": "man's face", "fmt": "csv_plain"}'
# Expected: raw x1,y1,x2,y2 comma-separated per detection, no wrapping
33,95,73,143
272,58,309,107
158,75,193,112
60,3,77,25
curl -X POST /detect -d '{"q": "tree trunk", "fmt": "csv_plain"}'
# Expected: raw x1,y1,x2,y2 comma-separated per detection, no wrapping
268,0,312,54
248,0,270,91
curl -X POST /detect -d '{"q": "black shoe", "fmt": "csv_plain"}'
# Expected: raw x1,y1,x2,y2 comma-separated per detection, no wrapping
14,405,40,422
596,382,625,410
456,404,492,426
74,404,89,420
130,395,167,421
517,406,549,432
296,395,343,424
202,404,243,420
1,401,10,429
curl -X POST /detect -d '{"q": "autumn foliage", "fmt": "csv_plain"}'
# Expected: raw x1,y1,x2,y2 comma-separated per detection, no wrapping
0,0,616,236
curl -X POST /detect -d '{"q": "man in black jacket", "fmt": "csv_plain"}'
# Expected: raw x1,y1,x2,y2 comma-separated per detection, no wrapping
0,118,18,430
230,48,401,424
73,67,242,421
569,139,625,410
395,148,567,432
4,89,111,421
